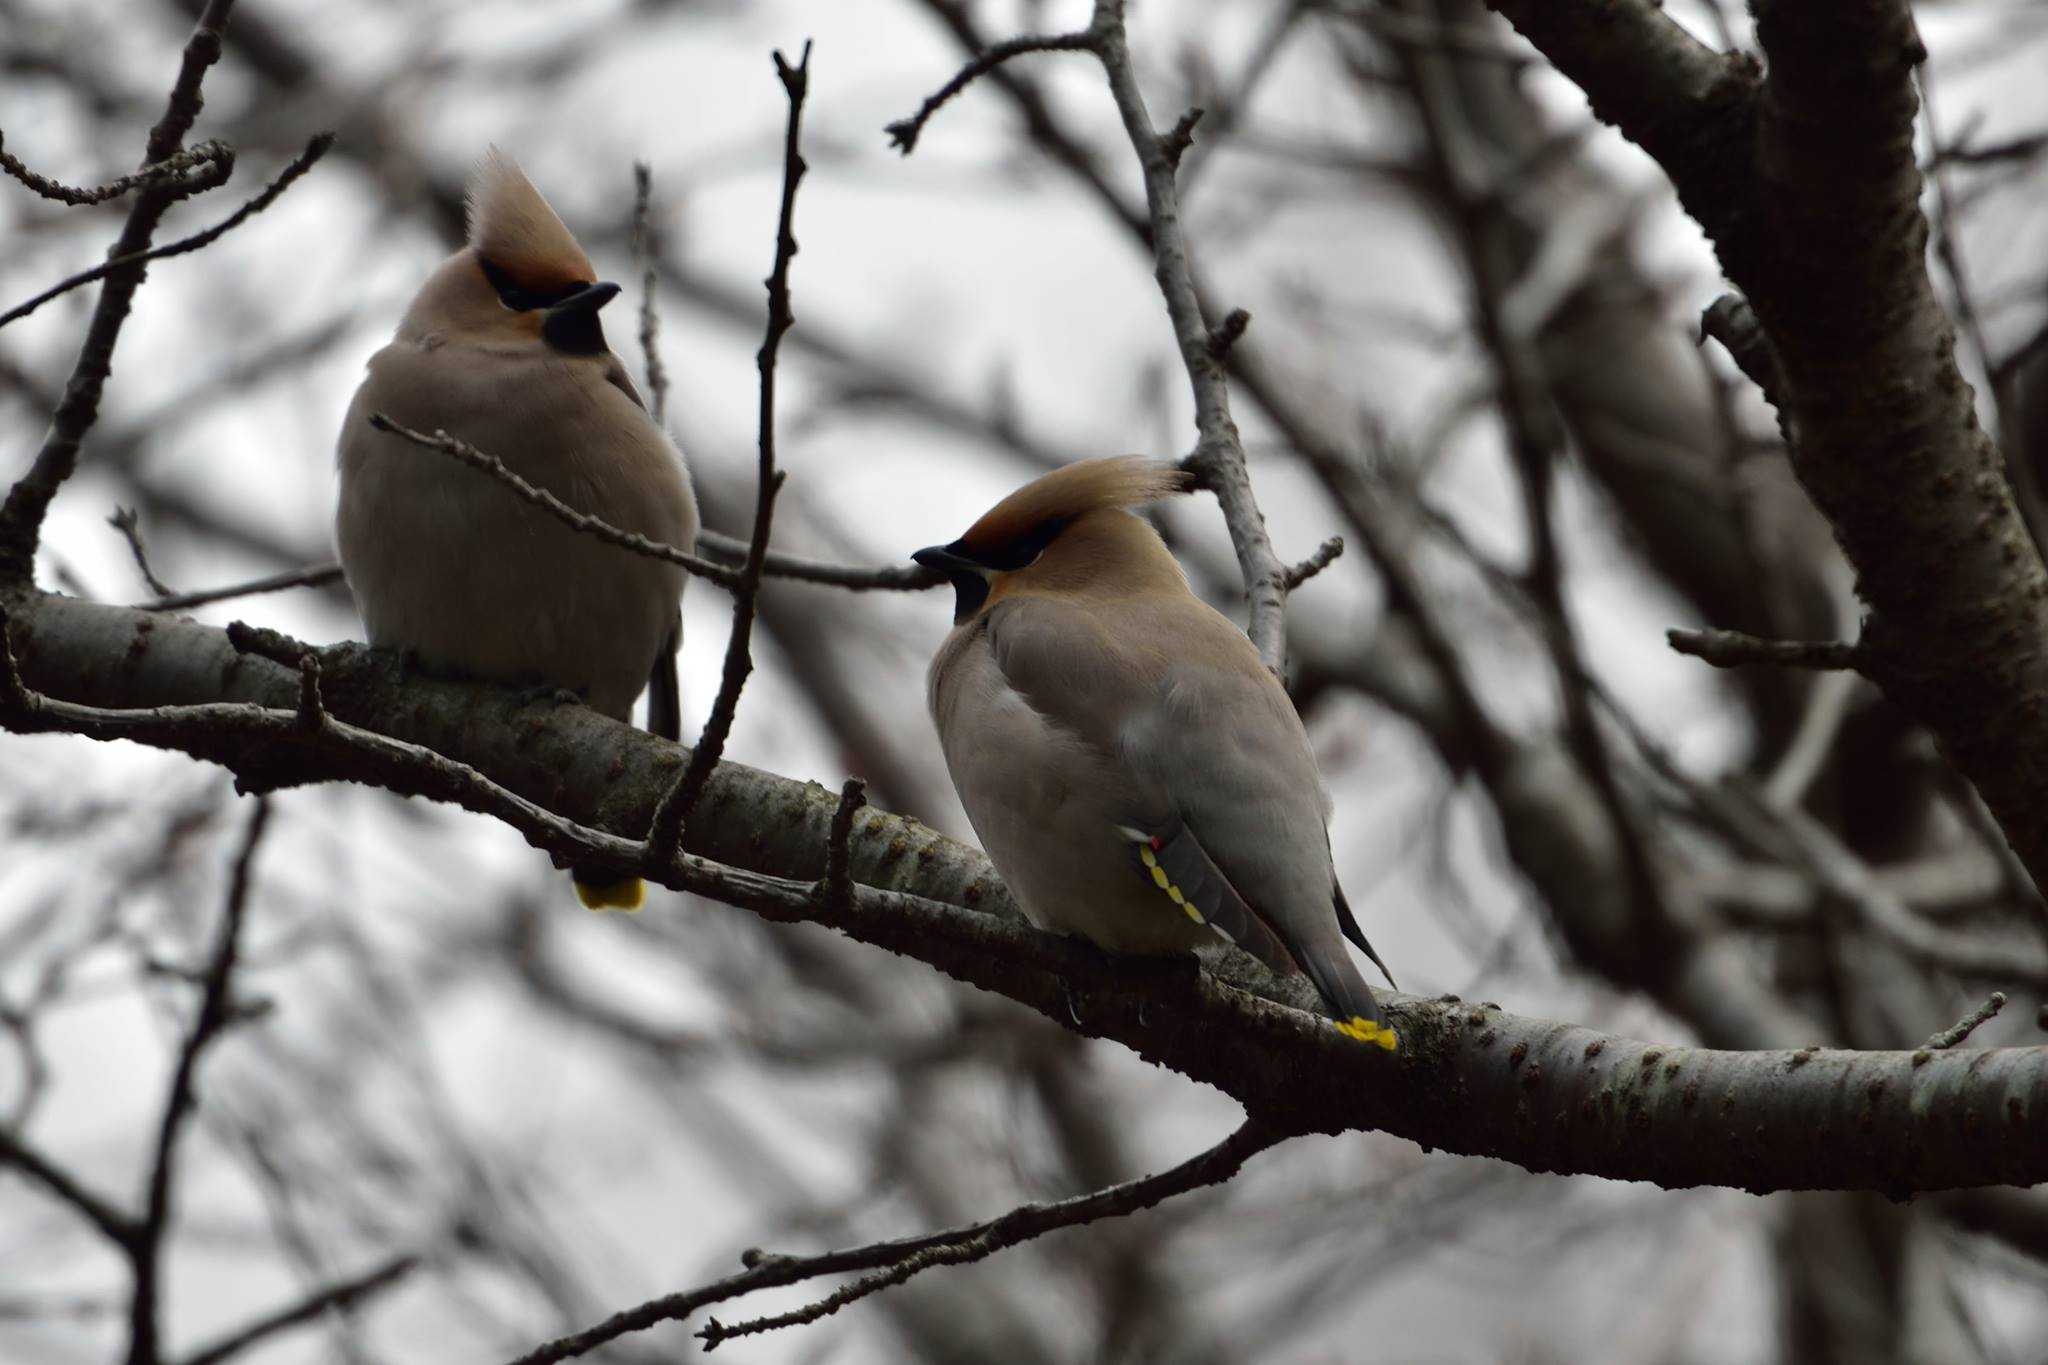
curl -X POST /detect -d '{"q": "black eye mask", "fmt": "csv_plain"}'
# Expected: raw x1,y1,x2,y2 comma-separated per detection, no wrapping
476,257,612,356
477,256,582,312
913,515,1077,624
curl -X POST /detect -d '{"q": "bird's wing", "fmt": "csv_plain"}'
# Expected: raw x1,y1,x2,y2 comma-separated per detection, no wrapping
983,593,1389,1007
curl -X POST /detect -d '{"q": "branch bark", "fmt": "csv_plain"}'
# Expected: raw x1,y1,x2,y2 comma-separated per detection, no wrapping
1477,0,2048,898
5,586,2046,1195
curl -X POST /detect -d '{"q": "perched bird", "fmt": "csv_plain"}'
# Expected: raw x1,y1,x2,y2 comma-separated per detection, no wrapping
336,149,699,909
914,458,1398,1048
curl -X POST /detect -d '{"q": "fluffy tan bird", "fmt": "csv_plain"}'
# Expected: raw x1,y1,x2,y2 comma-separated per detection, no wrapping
336,150,699,909
914,458,1397,1048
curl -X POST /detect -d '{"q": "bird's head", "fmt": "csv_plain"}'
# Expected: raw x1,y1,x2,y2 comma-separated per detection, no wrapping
914,457,1191,624
401,148,619,356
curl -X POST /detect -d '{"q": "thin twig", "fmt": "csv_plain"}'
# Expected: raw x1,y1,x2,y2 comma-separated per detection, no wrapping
630,161,670,427
695,529,938,591
0,134,333,332
109,506,177,597
1159,106,1204,171
366,416,740,588
813,777,867,910
294,655,324,730
1667,627,1861,671
177,1253,419,1365
508,1120,1279,1363
883,29,1098,154
0,135,233,206
644,42,811,860
0,1126,138,1251
1280,535,1343,590
1699,293,1789,414
132,796,270,1365
0,0,243,583
1923,992,2008,1051
144,563,345,613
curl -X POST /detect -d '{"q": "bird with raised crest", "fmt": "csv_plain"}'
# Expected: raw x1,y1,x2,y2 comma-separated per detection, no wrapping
335,149,699,910
914,457,1398,1048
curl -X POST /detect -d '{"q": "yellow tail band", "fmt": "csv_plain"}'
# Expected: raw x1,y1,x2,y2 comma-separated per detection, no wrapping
575,875,645,911
1336,1016,1399,1051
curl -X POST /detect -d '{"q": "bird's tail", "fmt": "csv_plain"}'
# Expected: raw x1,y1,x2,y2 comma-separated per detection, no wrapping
573,868,644,911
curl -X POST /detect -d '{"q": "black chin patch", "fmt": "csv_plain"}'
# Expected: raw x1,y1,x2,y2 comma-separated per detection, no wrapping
541,307,607,356
949,573,990,624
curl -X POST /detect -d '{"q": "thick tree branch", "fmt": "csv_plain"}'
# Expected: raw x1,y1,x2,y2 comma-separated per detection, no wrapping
1477,0,2048,900
5,587,2047,1195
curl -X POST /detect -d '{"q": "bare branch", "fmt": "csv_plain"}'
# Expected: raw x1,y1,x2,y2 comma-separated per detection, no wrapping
1159,105,1204,171
139,543,923,618
1087,0,1296,673
813,777,867,911
9,592,2048,1199
694,1120,1276,1352
1699,293,1787,412
884,28,1097,154
0,1127,138,1251
1667,627,1861,671
697,530,938,591
109,507,177,598
364,416,741,588
506,1120,1278,1363
1280,535,1344,591
176,1253,418,1365
143,563,345,613
629,161,669,427
0,135,233,206
0,0,244,583
1923,993,2008,1052
644,42,811,857
0,134,333,331
132,796,270,1365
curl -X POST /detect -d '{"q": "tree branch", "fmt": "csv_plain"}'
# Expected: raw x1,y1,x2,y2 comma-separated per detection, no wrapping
1667,627,1861,671
6,588,2048,1196
130,795,269,1365
648,43,808,853
0,134,332,332
0,134,232,206
176,1253,418,1365
1477,0,2048,902
508,1120,1277,1363
0,0,243,583
364,417,741,588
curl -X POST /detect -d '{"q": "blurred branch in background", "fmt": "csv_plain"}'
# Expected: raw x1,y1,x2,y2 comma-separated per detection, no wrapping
5,0,2048,1362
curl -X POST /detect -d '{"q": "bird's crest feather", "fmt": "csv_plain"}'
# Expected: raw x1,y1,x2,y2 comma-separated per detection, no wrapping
465,148,595,291
958,457,1188,557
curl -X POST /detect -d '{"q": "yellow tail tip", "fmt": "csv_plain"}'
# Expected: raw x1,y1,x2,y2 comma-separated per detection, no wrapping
1336,1016,1399,1051
574,875,645,911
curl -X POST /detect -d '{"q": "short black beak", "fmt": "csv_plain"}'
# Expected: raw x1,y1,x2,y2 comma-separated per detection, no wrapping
912,544,980,575
547,280,621,318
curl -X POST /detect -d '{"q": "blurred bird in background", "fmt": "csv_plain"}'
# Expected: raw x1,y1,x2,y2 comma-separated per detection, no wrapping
336,149,699,909
915,458,1398,1047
